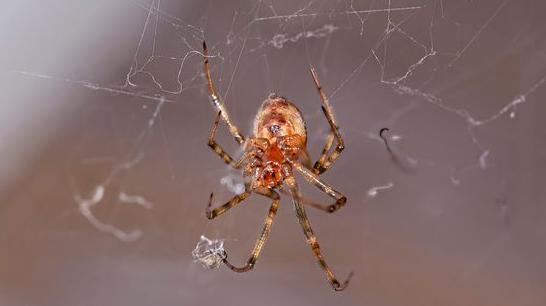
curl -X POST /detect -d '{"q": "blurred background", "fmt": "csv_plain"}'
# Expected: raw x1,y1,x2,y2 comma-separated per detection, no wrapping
1,0,545,305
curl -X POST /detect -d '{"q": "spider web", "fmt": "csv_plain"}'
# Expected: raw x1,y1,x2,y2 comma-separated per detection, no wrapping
3,0,546,305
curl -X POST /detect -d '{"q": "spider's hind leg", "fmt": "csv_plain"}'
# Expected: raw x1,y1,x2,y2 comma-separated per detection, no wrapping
222,187,279,272
285,177,353,291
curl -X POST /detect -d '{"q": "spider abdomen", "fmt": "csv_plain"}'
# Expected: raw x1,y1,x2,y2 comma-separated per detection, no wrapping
253,94,307,143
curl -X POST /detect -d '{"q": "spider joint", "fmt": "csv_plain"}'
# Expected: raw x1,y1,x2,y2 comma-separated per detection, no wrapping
206,211,214,219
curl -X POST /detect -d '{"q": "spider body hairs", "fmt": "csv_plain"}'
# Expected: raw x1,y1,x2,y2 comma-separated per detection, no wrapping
202,41,352,291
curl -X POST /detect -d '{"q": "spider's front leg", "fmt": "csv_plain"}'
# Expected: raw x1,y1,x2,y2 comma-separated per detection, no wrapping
206,111,255,219
203,41,245,145
206,117,269,219
207,111,250,168
309,68,345,175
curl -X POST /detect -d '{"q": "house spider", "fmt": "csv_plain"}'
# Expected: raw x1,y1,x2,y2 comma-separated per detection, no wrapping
202,42,352,291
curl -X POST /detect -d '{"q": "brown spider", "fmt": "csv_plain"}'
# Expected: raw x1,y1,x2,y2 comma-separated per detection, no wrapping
202,41,352,291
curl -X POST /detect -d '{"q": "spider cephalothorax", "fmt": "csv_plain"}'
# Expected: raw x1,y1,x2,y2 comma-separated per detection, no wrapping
202,41,351,291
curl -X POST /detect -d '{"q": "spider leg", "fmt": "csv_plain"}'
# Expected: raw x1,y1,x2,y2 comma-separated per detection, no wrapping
208,111,250,168
309,67,345,175
206,189,251,219
292,161,347,213
222,187,279,272
315,131,335,171
285,177,353,291
278,188,337,214
203,41,245,145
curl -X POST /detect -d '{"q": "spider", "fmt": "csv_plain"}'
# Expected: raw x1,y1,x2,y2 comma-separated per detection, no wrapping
202,41,352,291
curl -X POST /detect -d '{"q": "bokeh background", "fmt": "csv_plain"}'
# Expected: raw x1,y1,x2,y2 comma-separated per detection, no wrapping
1,0,546,305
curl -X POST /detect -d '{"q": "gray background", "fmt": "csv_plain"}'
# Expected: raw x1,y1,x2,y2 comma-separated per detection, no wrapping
1,0,545,305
